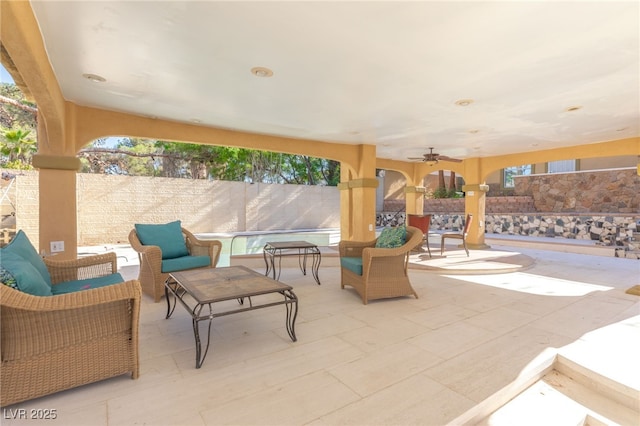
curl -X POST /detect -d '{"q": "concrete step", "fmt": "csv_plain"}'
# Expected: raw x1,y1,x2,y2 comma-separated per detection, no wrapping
475,356,639,426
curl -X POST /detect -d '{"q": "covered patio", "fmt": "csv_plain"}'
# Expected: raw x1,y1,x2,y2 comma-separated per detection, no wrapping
1,1,638,259
3,242,639,425
1,1,639,424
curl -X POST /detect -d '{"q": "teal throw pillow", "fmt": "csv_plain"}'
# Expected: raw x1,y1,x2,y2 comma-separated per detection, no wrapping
0,251,53,296
0,230,52,287
135,220,189,260
375,226,407,249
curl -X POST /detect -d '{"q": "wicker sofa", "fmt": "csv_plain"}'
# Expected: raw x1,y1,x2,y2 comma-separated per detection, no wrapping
338,225,423,304
129,221,222,302
0,232,141,407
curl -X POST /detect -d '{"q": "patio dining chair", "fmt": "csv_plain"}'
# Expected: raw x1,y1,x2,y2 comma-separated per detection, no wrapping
440,213,473,257
407,213,432,257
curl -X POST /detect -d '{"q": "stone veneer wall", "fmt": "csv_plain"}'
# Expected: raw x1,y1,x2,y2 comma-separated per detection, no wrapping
10,171,340,247
377,212,639,247
515,168,639,213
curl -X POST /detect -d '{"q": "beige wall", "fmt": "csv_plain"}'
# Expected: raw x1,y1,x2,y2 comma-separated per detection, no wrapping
11,171,340,247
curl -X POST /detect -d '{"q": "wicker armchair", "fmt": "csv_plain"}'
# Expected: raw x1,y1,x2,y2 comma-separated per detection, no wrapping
338,225,423,304
1,253,141,407
129,227,222,302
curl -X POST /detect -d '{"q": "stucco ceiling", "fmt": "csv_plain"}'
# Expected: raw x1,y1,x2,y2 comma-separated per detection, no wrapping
29,1,639,163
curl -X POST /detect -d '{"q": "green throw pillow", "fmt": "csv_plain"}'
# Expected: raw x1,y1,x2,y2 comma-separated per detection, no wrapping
0,265,19,290
135,220,189,260
375,226,407,249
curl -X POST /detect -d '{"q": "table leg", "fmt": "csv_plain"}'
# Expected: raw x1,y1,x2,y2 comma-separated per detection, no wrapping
263,245,273,278
310,248,322,285
165,277,178,319
298,248,308,275
275,249,283,280
193,303,214,369
283,289,298,342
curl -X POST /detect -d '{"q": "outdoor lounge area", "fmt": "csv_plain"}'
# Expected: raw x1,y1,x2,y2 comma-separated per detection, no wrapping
2,238,638,425
1,1,639,425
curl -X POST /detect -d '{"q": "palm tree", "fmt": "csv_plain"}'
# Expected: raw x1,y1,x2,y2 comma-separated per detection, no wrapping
1,128,36,166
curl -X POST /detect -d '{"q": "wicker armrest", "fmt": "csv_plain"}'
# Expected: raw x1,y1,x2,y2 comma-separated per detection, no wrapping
364,227,423,258
183,228,222,266
0,279,141,311
128,228,162,266
45,252,118,284
338,239,376,257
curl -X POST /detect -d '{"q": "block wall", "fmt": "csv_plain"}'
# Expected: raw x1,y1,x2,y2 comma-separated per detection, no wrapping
10,171,340,246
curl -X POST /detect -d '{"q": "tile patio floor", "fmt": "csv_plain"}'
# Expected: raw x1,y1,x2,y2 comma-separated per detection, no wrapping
3,243,639,425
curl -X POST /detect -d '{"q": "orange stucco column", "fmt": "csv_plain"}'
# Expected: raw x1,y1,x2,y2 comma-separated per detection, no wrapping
404,186,426,215
339,145,378,241
31,155,80,259
338,166,353,241
461,183,490,249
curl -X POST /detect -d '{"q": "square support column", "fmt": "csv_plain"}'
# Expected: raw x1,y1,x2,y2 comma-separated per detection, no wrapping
461,183,491,249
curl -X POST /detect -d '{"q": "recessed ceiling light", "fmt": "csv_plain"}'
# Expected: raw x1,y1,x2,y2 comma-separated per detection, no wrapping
82,73,106,83
616,127,628,132
251,67,274,78
565,105,582,112
469,129,479,134
455,99,474,107
190,118,201,124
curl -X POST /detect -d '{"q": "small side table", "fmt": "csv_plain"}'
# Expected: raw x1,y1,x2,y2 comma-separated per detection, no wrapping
263,241,321,285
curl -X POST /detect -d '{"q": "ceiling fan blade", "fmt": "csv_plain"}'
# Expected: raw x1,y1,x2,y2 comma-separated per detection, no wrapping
407,157,426,160
437,156,463,163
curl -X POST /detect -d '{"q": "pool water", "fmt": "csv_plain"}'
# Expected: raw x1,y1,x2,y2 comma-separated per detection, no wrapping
197,228,342,266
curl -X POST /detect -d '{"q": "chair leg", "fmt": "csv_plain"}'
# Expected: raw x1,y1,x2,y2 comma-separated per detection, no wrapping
425,237,432,258
440,237,445,255
463,239,469,257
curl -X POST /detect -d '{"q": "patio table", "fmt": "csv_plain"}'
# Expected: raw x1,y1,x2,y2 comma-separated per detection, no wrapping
165,266,298,368
263,240,321,285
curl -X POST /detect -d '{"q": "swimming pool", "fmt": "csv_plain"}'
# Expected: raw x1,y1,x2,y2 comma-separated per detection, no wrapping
196,228,342,266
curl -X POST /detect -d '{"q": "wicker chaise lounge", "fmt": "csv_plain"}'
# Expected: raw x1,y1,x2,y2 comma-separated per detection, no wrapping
129,221,222,302
1,251,141,407
339,225,423,304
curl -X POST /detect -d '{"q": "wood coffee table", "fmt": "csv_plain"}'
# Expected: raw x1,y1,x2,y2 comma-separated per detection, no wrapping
165,266,298,368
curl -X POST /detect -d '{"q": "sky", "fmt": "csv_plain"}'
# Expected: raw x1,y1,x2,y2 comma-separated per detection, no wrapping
1,64,15,84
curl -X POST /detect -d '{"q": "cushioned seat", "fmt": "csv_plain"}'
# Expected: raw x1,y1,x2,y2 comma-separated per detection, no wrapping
339,256,363,276
51,272,125,295
161,255,211,273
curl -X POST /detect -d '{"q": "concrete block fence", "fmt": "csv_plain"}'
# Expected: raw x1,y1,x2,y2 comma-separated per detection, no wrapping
7,171,340,248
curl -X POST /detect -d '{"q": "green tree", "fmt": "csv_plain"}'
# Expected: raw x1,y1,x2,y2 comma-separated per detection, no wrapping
78,138,341,185
1,128,36,168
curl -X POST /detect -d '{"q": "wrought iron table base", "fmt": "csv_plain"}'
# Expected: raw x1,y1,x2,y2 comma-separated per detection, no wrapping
165,272,298,369
263,241,321,285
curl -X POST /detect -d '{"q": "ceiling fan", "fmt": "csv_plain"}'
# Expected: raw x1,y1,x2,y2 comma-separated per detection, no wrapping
408,147,463,165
